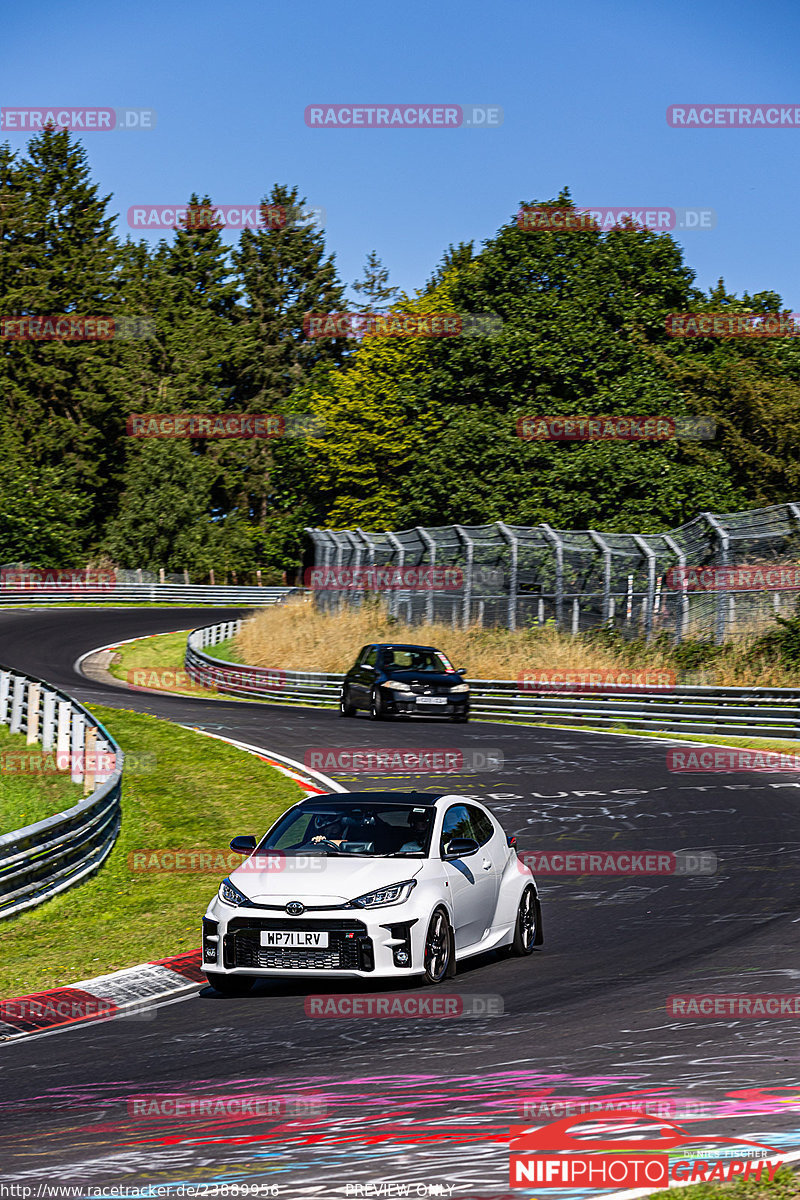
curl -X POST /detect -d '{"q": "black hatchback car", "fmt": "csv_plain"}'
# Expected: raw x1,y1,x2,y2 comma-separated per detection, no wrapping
340,643,470,722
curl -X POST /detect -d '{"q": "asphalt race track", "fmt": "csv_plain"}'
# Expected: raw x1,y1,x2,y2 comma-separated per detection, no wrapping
1,608,800,1196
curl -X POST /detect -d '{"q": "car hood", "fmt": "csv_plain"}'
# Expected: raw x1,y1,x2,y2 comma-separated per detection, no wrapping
231,854,426,906
384,671,463,687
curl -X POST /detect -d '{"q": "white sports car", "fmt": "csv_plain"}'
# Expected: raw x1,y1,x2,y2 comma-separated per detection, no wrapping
203,791,543,994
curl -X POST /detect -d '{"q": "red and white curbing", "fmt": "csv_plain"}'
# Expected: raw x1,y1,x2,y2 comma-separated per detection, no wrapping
0,734,341,1041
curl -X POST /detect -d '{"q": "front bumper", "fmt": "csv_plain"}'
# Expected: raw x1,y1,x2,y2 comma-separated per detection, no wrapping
384,693,469,717
203,900,424,979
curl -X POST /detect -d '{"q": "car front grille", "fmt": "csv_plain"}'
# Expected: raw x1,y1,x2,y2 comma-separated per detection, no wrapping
224,917,373,971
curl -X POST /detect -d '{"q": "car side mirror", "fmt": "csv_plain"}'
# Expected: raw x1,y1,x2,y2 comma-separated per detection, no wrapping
457,668,467,676
229,835,257,854
443,837,479,859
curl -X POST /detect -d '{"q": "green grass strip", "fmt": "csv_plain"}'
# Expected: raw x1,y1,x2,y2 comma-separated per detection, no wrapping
0,705,302,997
0,723,85,835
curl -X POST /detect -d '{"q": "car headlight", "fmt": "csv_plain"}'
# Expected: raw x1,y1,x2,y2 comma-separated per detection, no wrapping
350,879,417,908
449,683,470,693
382,680,413,691
218,878,252,907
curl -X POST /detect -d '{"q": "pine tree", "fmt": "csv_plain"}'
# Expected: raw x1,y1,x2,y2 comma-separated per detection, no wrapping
352,250,399,311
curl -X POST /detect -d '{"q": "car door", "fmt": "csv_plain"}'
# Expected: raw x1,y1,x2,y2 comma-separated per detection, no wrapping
440,804,500,950
467,804,506,926
348,646,378,705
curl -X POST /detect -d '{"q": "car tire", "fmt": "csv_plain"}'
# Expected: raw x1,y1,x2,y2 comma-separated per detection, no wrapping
205,972,254,996
340,687,356,717
510,885,538,955
422,908,453,985
369,688,385,720
452,713,469,724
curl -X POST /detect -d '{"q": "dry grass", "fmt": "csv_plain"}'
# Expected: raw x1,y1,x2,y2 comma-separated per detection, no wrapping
235,597,799,687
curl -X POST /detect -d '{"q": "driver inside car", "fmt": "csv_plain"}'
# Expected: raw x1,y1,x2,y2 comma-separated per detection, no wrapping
310,818,347,846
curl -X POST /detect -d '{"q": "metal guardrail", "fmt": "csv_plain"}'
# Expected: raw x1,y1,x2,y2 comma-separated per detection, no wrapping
185,621,800,739
0,667,123,920
0,585,297,606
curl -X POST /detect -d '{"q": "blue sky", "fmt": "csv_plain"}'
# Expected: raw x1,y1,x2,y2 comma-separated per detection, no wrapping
2,0,799,307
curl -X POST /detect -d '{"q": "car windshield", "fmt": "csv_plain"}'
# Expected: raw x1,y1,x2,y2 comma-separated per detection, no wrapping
258,803,435,858
383,648,452,673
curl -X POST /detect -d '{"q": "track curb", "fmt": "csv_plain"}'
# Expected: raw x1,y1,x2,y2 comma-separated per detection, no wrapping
0,732,341,1042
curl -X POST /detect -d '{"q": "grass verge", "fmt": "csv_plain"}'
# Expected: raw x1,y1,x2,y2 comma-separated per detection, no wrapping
106,631,243,701
0,705,302,997
0,723,84,835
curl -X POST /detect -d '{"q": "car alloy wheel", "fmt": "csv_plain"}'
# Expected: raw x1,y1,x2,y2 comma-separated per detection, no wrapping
205,972,254,996
340,686,356,717
423,908,451,984
511,886,536,955
369,687,385,720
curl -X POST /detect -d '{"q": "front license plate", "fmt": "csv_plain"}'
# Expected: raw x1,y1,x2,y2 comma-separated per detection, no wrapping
260,931,329,948
416,696,448,705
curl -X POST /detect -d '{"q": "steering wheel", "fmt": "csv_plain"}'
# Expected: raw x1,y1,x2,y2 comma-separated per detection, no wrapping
311,836,343,848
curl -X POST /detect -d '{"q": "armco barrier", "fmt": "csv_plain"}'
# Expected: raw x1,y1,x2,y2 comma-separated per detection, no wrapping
185,621,800,738
0,584,297,606
0,667,122,920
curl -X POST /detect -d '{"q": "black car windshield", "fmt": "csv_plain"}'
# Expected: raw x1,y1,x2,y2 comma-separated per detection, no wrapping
258,803,435,858
383,648,452,673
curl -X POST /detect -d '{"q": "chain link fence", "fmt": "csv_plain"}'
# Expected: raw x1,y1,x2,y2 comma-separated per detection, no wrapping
306,502,800,643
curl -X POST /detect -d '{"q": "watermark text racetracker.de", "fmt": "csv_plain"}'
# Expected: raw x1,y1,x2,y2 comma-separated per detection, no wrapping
668,994,800,1017
128,1092,326,1118
0,567,116,591
125,413,324,439
305,992,503,1017
128,203,325,230
667,748,800,773
304,747,503,773
1,106,156,131
518,850,717,876
516,415,716,441
305,103,502,128
305,566,503,590
0,315,154,340
518,669,677,693
667,103,800,127
666,312,800,338
0,750,154,775
128,848,326,873
303,311,502,338
518,206,716,232
667,564,800,590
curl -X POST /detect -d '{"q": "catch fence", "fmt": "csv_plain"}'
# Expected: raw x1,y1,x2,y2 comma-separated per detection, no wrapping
306,503,800,642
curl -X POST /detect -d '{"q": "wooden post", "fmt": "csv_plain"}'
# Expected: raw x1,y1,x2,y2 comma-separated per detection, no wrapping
84,725,97,796
159,567,165,584
26,683,41,745
184,568,190,585
210,568,215,586
257,569,262,587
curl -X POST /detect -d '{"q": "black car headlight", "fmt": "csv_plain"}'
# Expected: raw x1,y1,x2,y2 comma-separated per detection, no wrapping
218,877,252,907
350,879,417,908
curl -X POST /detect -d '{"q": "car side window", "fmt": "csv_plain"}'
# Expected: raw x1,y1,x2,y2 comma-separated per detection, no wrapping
364,647,378,668
355,646,370,666
467,806,495,847
440,804,476,855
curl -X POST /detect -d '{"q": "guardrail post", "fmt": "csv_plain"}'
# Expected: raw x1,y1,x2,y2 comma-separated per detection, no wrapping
496,522,518,632
588,531,612,627
71,710,85,784
9,676,25,734
83,725,97,795
41,690,56,750
385,531,405,619
0,670,10,724
26,683,41,744
632,535,657,642
662,534,688,642
57,700,71,769
416,526,436,625
454,525,474,630
541,525,564,631
701,511,730,644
